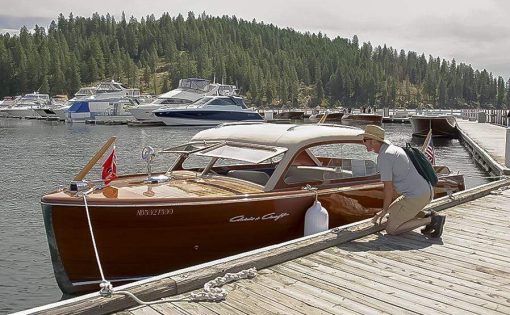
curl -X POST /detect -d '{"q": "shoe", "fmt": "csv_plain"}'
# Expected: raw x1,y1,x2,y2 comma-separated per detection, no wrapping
429,215,446,238
420,211,437,234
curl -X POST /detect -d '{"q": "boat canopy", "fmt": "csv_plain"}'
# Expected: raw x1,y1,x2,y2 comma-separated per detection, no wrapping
192,123,364,150
195,142,287,164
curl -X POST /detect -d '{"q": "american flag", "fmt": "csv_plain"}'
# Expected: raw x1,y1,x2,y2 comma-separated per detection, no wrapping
421,129,435,165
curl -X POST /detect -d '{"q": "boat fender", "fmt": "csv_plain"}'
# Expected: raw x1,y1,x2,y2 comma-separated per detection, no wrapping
304,200,329,236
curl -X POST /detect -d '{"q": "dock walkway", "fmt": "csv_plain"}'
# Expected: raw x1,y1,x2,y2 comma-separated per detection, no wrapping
115,183,510,315
456,119,510,175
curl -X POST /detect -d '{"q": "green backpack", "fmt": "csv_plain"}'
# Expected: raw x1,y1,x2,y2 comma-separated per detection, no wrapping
402,143,438,186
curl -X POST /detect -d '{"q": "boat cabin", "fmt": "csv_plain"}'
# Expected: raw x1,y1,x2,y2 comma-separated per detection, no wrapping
163,122,377,191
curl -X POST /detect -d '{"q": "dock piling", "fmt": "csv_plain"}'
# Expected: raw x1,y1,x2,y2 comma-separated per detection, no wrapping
506,128,510,168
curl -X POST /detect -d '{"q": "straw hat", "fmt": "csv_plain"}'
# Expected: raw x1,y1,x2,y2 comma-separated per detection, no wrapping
361,125,391,144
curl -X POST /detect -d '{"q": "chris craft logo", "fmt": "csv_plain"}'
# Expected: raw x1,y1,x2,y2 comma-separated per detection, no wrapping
136,209,174,216
229,212,290,223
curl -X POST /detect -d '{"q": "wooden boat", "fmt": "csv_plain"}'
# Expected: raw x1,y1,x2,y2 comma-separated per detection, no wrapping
41,123,465,294
274,110,305,120
342,113,383,123
308,112,344,123
410,114,457,138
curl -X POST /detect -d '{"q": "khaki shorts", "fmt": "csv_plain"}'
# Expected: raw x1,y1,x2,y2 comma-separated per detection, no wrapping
386,189,432,233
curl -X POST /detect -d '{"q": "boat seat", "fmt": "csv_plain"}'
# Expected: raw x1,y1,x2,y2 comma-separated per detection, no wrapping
285,166,348,184
350,159,378,177
226,170,270,186
351,159,367,177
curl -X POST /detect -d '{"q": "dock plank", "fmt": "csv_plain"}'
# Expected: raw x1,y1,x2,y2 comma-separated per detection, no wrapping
314,249,510,313
456,120,506,166
328,244,510,304
274,263,417,315
343,237,508,287
239,274,334,315
252,269,361,314
297,255,470,314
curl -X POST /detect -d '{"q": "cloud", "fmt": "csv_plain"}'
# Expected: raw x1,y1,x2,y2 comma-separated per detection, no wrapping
0,15,51,30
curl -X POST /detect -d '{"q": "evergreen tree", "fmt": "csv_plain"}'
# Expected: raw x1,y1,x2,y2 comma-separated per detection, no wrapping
0,11,504,110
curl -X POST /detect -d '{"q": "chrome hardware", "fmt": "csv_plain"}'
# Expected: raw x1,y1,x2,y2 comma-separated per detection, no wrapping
141,146,156,179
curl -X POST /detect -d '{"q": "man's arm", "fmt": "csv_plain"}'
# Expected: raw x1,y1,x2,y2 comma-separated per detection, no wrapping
372,181,394,224
382,181,394,211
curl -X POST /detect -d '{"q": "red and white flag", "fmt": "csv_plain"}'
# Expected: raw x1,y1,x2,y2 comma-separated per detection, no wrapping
421,129,435,165
102,146,117,184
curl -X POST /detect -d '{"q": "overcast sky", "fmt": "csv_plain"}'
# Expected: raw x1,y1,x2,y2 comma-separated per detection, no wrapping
1,0,509,79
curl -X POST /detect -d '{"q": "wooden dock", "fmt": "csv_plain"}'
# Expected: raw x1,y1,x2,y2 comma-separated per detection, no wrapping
456,119,510,175
19,178,510,315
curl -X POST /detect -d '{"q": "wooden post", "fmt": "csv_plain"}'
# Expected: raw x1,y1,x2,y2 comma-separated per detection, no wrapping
74,136,117,181
506,128,510,168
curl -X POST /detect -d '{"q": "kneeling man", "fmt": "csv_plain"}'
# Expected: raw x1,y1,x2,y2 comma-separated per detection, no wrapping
362,125,445,237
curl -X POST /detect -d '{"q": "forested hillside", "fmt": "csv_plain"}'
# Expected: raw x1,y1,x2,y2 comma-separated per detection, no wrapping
0,12,509,109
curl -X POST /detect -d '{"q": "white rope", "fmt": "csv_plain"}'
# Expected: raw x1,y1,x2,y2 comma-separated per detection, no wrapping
82,193,113,297
190,268,258,302
113,268,257,305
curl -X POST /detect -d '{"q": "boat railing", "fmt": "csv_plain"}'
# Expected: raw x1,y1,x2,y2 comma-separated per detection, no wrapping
460,108,509,127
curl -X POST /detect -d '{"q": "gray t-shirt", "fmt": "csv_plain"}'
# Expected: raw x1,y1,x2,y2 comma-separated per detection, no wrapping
377,143,431,197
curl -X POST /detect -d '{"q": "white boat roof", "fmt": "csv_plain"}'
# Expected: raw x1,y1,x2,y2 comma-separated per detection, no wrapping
191,123,364,149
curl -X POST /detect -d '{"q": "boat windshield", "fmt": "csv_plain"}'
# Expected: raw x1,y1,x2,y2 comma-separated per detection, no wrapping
196,142,287,164
192,97,214,105
153,98,193,105
178,78,210,91
160,141,222,154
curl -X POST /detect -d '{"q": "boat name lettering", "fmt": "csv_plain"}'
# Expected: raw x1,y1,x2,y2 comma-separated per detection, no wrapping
229,212,289,223
136,209,174,216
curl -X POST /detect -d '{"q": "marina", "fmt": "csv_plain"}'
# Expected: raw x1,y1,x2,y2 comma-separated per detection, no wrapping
0,113,503,313
1,5,509,314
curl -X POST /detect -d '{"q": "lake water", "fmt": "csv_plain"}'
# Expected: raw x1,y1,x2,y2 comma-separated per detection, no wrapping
0,118,490,313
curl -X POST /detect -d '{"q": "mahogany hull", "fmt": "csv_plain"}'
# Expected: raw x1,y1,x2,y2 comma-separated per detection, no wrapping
342,114,383,123
274,111,305,120
42,174,463,294
410,115,458,138
309,112,344,122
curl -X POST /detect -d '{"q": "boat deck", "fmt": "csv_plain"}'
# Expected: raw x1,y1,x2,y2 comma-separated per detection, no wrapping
117,182,510,315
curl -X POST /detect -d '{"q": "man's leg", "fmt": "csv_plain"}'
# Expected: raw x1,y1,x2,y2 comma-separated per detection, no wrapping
385,192,432,235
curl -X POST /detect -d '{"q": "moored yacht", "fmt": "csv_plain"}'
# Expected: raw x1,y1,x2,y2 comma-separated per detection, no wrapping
410,113,457,138
67,81,140,122
53,87,96,120
153,95,263,126
0,96,20,117
129,78,238,123
3,92,51,118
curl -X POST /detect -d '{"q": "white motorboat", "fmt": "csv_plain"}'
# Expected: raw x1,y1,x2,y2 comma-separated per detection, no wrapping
0,96,20,117
3,92,51,118
129,78,238,123
67,81,140,122
52,87,96,120
153,95,263,126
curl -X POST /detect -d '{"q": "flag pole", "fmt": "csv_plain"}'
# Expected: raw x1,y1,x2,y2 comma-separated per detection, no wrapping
421,129,432,152
74,136,117,181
